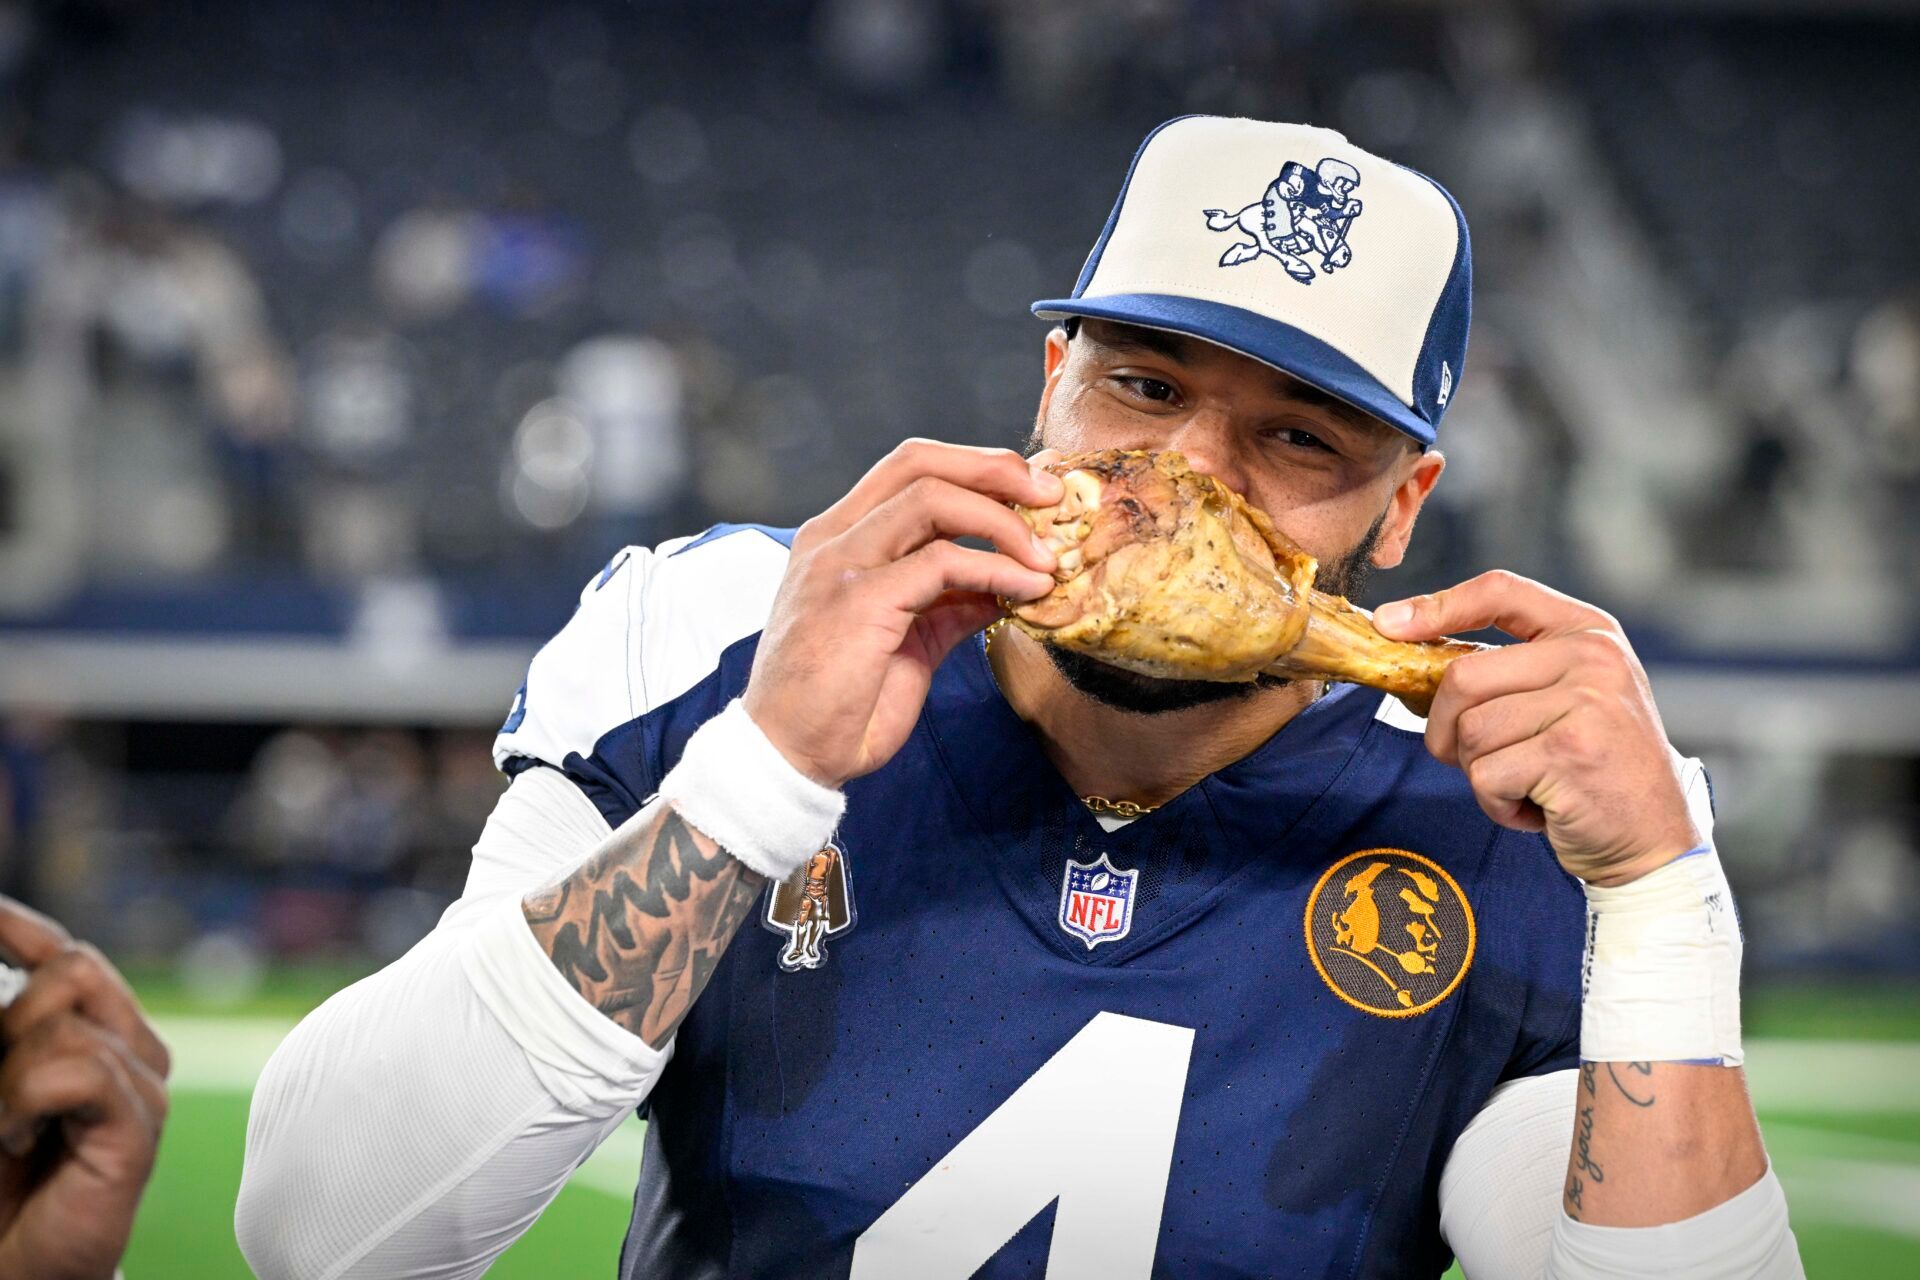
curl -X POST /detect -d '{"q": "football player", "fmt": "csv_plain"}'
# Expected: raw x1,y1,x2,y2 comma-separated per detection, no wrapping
238,118,1801,1278
780,845,840,970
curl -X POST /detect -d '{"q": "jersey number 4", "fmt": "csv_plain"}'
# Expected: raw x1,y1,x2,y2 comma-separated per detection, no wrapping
850,1012,1194,1280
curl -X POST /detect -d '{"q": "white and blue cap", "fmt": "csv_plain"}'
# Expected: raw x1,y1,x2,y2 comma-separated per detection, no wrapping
1032,116,1471,447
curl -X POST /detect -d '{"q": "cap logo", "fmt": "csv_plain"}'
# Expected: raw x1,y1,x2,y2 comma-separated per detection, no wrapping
1438,362,1453,407
1202,157,1364,285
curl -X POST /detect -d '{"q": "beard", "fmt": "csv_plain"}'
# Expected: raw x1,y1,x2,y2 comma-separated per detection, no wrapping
1037,505,1388,717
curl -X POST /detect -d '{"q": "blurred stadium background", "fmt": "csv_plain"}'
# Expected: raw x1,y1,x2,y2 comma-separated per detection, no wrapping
0,0,1915,1274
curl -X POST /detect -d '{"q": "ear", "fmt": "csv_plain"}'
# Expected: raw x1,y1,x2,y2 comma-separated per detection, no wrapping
1036,326,1072,422
1370,448,1445,570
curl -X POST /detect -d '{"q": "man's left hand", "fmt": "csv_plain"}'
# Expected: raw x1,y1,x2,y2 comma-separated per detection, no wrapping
1373,570,1699,887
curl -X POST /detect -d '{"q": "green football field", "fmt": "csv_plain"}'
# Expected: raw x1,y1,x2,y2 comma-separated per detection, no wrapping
122,969,1920,1278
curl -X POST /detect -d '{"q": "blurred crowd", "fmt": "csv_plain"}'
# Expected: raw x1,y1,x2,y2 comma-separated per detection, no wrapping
4,1,1914,622
0,0,1914,975
2,712,502,987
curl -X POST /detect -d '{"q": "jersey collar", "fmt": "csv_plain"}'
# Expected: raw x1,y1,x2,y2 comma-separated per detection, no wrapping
919,632,1380,964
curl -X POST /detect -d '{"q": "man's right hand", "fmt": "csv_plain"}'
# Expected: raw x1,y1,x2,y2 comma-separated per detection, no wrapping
743,439,1063,788
0,898,170,1280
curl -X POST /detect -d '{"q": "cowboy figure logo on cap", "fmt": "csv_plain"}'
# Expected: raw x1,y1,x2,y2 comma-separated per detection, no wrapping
1204,157,1364,283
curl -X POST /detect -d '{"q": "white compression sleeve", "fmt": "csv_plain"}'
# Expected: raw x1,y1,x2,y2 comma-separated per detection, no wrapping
238,769,669,1280
1440,1070,1577,1280
1439,1069,1803,1279
1545,1165,1804,1279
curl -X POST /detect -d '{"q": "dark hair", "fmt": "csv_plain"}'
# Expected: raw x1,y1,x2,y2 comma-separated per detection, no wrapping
1059,316,1081,339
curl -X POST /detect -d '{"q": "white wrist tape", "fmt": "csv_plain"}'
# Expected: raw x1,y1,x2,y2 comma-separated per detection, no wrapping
1580,847,1743,1066
654,698,846,881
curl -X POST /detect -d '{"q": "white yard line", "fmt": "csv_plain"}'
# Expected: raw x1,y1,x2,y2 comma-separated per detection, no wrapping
158,1019,1920,1112
1742,1040,1920,1115
571,1118,649,1199
158,1015,301,1093
1762,1122,1920,1240
1774,1154,1920,1241
1762,1121,1920,1166
159,1017,1920,1227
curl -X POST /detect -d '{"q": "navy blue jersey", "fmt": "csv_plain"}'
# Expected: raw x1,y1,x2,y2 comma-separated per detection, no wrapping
494,527,1617,1280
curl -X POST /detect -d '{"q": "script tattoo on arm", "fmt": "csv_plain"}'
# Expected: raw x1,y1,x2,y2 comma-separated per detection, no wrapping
1563,1061,1660,1220
522,805,767,1049
1605,1061,1657,1107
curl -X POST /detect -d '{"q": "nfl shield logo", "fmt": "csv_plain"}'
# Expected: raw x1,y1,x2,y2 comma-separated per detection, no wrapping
1058,853,1139,951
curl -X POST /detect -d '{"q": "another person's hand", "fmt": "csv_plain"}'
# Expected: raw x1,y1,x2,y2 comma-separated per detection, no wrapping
0,898,170,1280
1373,570,1700,886
744,439,1062,787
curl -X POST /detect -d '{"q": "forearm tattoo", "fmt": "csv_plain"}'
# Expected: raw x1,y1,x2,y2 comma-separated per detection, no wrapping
1562,1060,1660,1220
523,806,766,1049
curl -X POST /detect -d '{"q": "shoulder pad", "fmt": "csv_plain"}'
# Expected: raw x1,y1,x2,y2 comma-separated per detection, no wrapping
492,526,793,775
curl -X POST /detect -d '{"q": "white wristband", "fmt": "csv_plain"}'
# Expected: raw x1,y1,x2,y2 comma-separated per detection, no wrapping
1580,847,1743,1066
654,698,846,881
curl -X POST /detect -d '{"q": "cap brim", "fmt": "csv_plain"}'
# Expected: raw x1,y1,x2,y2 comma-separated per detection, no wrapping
1030,293,1436,448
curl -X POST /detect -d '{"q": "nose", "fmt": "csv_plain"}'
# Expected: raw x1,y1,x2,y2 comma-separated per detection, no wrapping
1162,406,1249,495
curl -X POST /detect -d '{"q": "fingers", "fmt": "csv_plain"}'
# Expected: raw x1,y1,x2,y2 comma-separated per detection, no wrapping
1376,577,1701,880
2,942,171,1082
0,897,73,970
1373,569,1615,644
1434,685,1578,772
912,592,1010,660
1459,735,1553,832
1424,637,1591,764
0,1012,167,1160
838,476,1057,576
895,591,1013,682
870,542,1054,614
1426,630,1643,759
802,440,1064,547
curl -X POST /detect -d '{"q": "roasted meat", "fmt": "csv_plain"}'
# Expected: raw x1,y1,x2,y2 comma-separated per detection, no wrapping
1007,450,1483,714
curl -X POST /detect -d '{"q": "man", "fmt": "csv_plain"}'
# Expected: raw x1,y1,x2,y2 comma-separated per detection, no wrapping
0,897,170,1279
237,118,1801,1277
1300,156,1362,270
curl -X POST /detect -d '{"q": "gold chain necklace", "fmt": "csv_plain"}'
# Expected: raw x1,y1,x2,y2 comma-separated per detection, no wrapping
982,619,1162,817
1080,794,1159,818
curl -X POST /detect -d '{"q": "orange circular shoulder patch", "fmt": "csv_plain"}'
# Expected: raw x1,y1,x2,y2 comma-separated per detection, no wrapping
1304,848,1475,1019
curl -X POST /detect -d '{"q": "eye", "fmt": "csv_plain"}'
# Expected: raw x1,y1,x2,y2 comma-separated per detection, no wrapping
1265,425,1335,453
1113,375,1179,405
